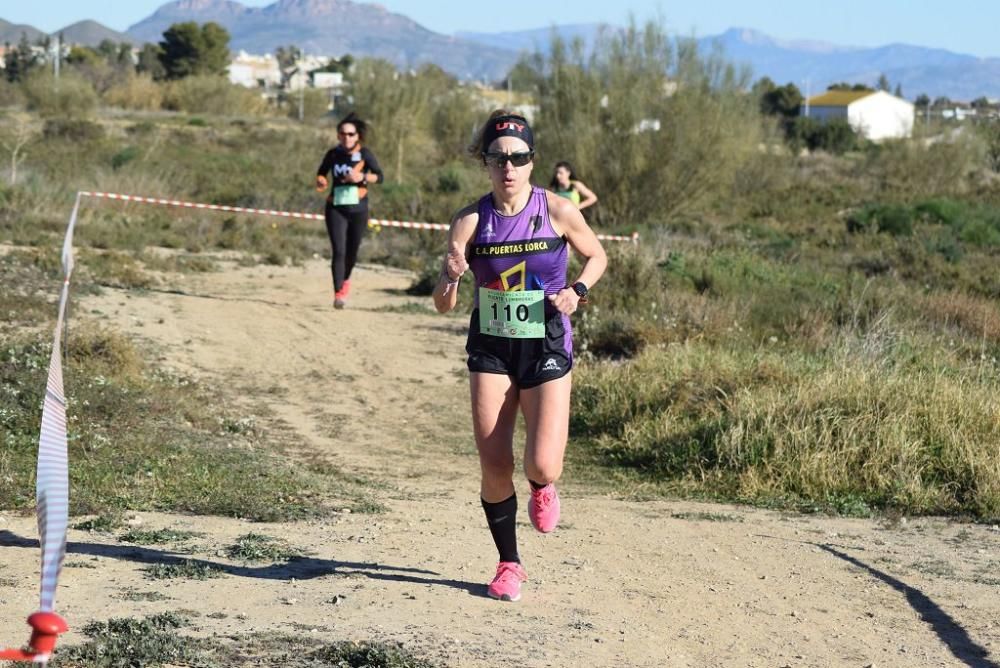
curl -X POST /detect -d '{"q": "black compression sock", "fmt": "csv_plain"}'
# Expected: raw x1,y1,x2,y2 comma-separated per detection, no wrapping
529,480,547,490
481,494,519,563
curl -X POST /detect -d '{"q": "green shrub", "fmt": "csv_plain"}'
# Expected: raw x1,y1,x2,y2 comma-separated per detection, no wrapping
163,75,269,115
789,117,860,155
573,338,1000,517
110,146,140,170
102,73,164,111
847,204,914,236
42,118,105,141
287,87,331,122
21,71,99,118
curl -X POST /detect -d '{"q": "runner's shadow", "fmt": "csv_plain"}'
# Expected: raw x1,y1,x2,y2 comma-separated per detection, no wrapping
757,534,997,668
113,285,294,309
0,531,483,598
817,545,997,668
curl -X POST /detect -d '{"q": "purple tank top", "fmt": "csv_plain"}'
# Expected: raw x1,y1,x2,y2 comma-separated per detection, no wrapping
469,186,569,306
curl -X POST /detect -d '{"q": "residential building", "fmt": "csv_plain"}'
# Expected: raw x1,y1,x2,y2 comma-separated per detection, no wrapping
802,90,915,141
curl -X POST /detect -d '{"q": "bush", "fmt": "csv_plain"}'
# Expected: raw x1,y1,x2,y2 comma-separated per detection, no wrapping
103,73,164,111
0,78,25,107
42,118,105,141
573,338,1000,518
789,117,859,155
866,135,980,198
850,198,1000,248
287,87,332,122
521,20,763,225
847,204,914,236
21,71,99,119
111,146,140,170
163,75,269,115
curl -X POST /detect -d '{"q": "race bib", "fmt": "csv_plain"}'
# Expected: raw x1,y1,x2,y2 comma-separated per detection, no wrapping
333,185,360,206
478,287,545,338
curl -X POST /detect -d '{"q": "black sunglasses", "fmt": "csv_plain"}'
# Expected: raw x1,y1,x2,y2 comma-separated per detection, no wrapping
482,151,534,168
338,131,358,137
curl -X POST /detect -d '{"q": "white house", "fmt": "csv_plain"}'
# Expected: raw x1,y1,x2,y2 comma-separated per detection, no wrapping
228,51,281,88
802,90,915,141
311,71,343,91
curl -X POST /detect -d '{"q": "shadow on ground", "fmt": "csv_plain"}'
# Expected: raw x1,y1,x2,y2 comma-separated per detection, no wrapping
0,530,482,597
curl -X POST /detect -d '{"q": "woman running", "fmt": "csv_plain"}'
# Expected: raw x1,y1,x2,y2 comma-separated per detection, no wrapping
316,112,384,308
549,161,597,210
433,111,607,602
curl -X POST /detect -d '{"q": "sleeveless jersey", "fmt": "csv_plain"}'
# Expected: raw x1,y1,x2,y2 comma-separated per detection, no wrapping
554,187,581,206
469,186,569,310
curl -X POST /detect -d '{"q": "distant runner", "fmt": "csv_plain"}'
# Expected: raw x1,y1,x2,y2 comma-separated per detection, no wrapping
316,112,384,308
549,161,597,210
433,111,607,602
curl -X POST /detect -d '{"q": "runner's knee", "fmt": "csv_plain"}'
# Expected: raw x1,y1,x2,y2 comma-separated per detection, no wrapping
524,456,562,485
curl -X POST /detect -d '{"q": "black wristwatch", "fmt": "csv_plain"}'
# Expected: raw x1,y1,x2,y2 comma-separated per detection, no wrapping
571,281,589,298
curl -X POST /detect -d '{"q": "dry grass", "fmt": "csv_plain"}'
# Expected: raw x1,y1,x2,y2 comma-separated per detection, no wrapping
920,290,1000,345
573,326,1000,518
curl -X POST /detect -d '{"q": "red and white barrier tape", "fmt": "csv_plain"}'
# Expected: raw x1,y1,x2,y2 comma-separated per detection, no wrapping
78,191,639,242
0,196,78,664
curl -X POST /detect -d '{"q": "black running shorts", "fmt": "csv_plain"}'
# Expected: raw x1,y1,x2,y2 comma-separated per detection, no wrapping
466,309,573,389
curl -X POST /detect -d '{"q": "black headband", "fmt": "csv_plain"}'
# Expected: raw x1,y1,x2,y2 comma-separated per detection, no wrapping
482,115,534,150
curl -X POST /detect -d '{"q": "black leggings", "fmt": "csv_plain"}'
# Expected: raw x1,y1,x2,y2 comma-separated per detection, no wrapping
324,204,368,292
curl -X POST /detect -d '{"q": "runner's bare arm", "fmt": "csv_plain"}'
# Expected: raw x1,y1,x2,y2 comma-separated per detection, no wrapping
433,204,479,313
547,190,606,288
573,180,598,210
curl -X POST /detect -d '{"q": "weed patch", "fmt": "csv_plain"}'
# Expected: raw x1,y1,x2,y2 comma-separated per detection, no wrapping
143,560,223,581
226,532,305,562
118,528,200,545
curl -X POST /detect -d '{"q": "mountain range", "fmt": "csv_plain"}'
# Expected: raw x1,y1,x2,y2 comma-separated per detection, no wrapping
126,0,516,81
1,18,133,47
3,1,999,99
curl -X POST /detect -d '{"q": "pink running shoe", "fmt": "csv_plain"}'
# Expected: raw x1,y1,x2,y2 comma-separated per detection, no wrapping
333,284,348,309
487,561,527,602
528,483,560,533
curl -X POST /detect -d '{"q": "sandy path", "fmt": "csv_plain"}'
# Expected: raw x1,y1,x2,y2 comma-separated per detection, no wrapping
1,258,998,667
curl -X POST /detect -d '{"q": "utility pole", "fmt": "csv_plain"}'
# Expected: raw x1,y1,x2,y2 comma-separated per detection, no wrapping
52,34,60,79
298,77,304,122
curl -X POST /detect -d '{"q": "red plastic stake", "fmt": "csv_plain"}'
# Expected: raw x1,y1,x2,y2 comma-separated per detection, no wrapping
0,612,68,663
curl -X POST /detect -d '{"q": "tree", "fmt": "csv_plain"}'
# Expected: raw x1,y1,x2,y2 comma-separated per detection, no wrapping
313,54,353,76
979,120,1000,172
0,112,34,185
521,20,762,223
136,43,166,80
65,46,102,67
893,83,903,98
877,73,890,92
760,81,802,118
828,82,873,92
158,21,231,79
275,45,302,88
788,117,859,154
503,57,543,92
96,39,118,61
275,45,301,71
915,93,930,108
4,33,40,83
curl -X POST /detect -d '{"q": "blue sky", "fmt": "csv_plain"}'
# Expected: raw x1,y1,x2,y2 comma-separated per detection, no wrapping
3,0,998,58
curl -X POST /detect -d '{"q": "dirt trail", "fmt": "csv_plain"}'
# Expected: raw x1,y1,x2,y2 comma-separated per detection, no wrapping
2,258,999,667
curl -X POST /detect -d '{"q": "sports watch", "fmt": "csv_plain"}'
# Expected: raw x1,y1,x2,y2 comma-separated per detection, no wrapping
571,281,589,298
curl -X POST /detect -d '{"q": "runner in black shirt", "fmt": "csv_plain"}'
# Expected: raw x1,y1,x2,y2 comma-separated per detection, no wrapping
316,112,384,308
